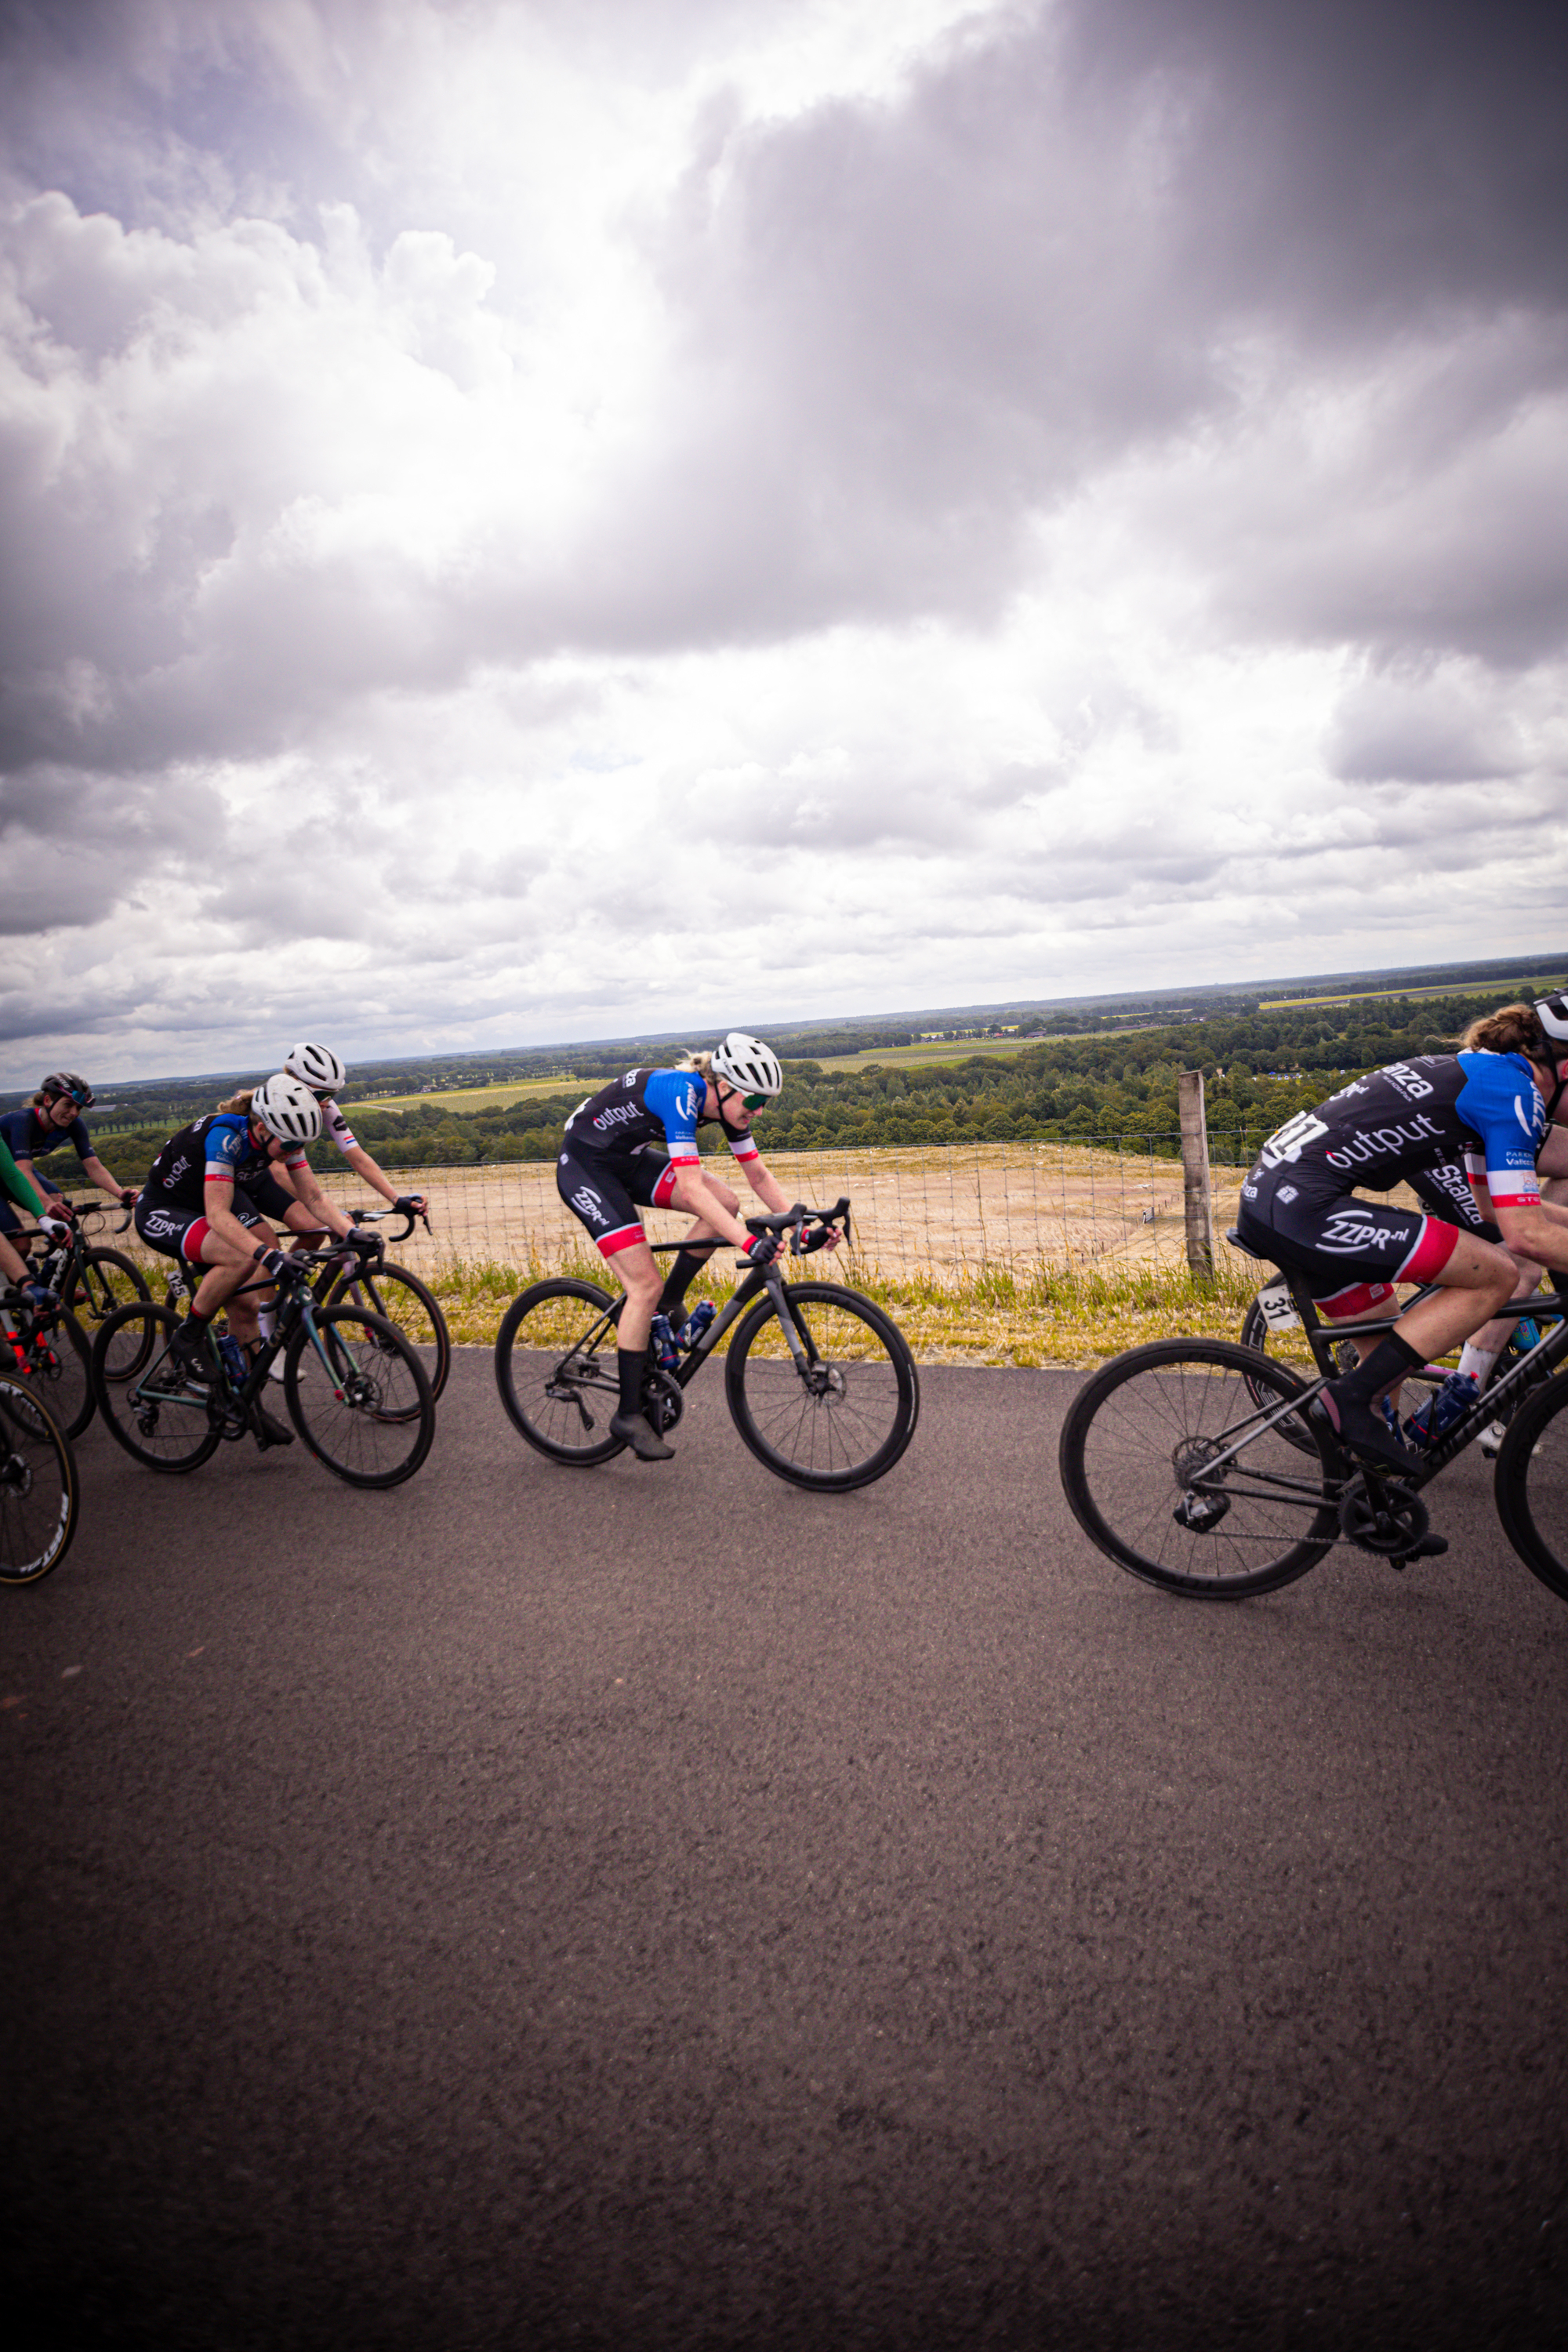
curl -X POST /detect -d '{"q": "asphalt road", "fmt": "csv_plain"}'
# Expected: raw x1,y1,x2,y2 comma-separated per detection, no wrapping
5,1352,1568,2351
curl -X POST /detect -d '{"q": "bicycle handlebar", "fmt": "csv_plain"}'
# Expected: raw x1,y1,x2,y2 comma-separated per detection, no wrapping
744,1196,853,1253
348,1205,422,1244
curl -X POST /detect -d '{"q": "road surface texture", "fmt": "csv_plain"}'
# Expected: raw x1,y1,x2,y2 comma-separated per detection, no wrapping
5,1354,1567,2351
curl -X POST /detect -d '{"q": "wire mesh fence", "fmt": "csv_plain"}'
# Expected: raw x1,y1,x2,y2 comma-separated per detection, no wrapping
209,1136,1274,1288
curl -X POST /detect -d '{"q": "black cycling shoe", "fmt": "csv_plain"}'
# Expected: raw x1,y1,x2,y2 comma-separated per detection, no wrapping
609,1410,674,1461
252,1404,295,1450
1311,1383,1417,1472
166,1324,216,1390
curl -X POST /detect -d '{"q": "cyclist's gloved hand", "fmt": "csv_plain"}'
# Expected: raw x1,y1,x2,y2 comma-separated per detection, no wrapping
38,1217,73,1241
120,1188,140,1207
742,1232,781,1269
254,1246,292,1279
796,1225,834,1254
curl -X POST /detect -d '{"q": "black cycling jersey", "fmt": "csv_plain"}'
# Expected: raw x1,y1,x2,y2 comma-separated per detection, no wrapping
1238,1051,1544,1293
143,1112,307,1210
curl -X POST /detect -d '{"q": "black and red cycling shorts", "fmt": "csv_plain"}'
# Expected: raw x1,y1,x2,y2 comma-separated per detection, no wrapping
556,1143,681,1258
1235,1192,1460,1313
135,1185,267,1264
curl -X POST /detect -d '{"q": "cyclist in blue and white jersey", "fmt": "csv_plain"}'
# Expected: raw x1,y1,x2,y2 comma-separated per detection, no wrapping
135,1074,377,1407
1236,999,1568,1471
557,1032,815,1460
0,1073,138,1241
279,1044,427,1223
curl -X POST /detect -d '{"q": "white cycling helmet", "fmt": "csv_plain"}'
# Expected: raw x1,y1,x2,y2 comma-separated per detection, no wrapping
252,1073,323,1145
1535,995,1568,1045
284,1040,347,1096
710,1031,783,1098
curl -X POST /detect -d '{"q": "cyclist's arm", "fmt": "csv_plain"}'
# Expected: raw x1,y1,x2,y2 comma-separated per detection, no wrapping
736,1152,792,1216
81,1150,134,1200
664,1162,764,1249
1494,1197,1568,1270
338,1138,425,1214
0,1134,45,1223
284,1156,358,1242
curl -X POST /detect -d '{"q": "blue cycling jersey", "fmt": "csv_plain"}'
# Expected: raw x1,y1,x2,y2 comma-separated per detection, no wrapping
1246,1051,1546,1214
563,1067,760,1170
0,1106,92,1167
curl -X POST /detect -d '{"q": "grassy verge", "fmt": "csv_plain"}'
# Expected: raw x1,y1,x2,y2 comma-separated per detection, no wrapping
425,1250,1270,1367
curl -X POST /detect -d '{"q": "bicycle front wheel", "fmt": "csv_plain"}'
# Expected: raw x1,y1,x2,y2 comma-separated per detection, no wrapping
327,1261,451,1403
0,1371,78,1584
1494,1372,1568,1603
724,1282,919,1490
18,1312,93,1439
63,1247,152,1376
494,1278,626,1465
89,1303,221,1473
285,1305,434,1488
1060,1338,1338,1598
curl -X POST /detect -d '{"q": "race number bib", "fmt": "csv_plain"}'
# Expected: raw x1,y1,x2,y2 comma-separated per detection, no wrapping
1254,1279,1301,1331
1258,1111,1330,1170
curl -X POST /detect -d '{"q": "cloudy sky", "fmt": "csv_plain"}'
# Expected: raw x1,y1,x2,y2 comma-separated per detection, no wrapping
3,0,1566,1083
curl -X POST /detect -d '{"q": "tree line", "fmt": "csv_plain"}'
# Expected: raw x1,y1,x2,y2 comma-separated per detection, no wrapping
84,980,1564,1185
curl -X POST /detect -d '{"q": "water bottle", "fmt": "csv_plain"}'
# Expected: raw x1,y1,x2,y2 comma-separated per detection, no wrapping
679,1301,717,1351
217,1334,249,1390
649,1312,680,1372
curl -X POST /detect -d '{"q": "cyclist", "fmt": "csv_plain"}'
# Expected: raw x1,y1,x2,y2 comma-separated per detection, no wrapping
280,1044,427,1222
556,1033,811,1460
1235,999,1568,1471
133,1073,378,1421
0,1074,138,1244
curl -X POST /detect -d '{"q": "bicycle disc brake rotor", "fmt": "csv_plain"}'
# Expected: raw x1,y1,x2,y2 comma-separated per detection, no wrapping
1,1451,32,1497
1171,1436,1233,1531
1338,1478,1429,1556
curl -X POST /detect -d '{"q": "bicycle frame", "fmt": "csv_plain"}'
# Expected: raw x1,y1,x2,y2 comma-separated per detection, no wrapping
1225,1265,1568,1501
132,1254,374,1430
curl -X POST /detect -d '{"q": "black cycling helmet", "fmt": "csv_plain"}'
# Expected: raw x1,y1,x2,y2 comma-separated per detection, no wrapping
42,1071,93,1109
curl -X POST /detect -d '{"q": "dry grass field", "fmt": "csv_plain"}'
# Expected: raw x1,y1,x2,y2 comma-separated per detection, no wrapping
105,1141,1437,1365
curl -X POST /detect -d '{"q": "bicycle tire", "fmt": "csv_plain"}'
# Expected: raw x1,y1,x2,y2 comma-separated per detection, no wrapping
284,1305,434,1488
62,1247,153,1376
724,1282,920,1490
89,1302,220,1473
0,1370,78,1584
1059,1338,1338,1598
11,1310,93,1440
327,1261,451,1404
494,1278,626,1465
1493,1371,1568,1603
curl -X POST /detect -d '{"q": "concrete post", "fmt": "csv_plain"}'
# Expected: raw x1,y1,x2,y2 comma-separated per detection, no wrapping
1178,1069,1214,1279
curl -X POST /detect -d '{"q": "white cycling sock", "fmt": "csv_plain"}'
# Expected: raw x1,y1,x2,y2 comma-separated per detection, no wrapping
257,1306,276,1340
1457,1341,1499,1385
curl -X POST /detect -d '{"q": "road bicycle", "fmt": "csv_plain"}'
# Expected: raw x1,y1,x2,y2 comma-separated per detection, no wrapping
1058,1226,1568,1604
1236,1269,1559,1455
0,1366,78,1585
90,1243,436,1488
161,1205,450,1403
20,1196,151,1372
495,1198,920,1491
1,1278,92,1439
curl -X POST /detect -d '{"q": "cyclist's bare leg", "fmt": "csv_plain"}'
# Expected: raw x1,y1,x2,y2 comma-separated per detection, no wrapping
1387,1236,1519,1363
606,1238,662,1352
0,1230,31,1287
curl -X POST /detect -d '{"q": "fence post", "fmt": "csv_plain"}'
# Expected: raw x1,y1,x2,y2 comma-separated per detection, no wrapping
1178,1070,1214,1278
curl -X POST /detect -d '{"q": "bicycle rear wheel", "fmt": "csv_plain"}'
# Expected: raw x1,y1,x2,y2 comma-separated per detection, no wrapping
63,1247,152,1376
1059,1338,1338,1597
0,1371,78,1584
327,1261,450,1403
90,1303,220,1472
1494,1372,1568,1602
284,1305,434,1488
494,1279,626,1465
724,1282,919,1490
